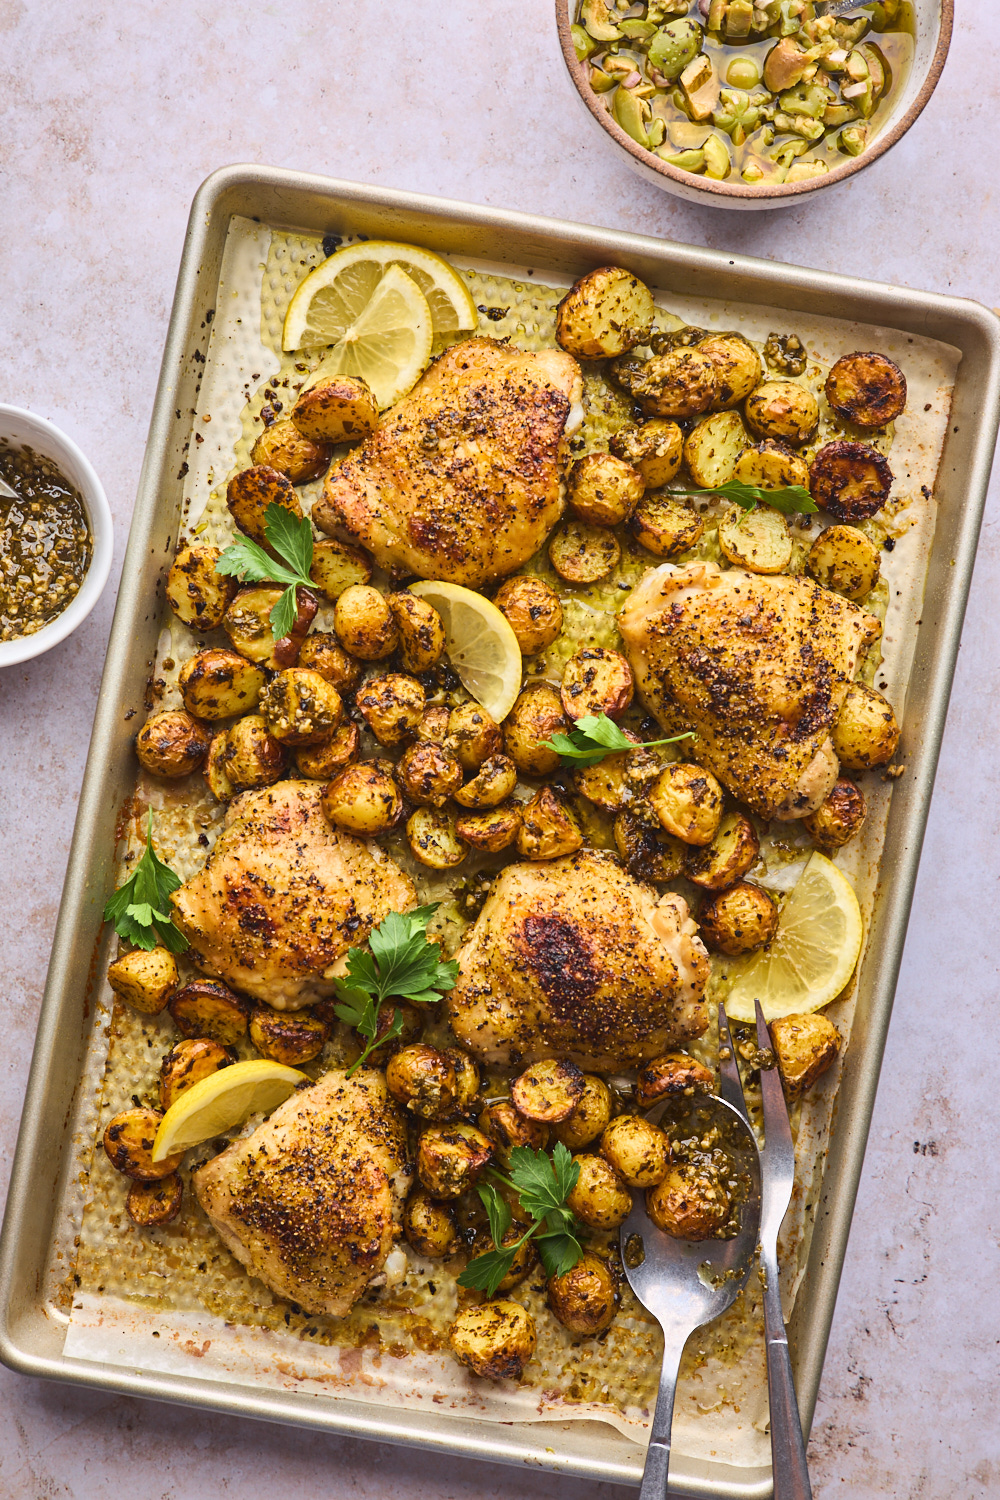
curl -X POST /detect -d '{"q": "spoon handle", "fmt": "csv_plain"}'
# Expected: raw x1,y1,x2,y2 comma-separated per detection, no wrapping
761,1257,812,1500
639,1328,689,1500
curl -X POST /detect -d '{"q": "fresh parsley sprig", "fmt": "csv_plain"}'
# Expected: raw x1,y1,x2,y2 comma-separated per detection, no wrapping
215,503,316,640
103,811,189,953
457,1143,584,1297
541,711,694,768
669,478,817,515
334,905,459,1077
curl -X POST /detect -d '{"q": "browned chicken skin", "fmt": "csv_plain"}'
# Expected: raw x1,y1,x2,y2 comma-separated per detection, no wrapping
446,851,709,1070
194,1069,411,1318
618,560,881,821
312,337,583,588
170,780,415,1009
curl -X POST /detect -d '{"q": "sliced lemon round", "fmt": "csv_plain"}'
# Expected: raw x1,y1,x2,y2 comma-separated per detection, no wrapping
409,581,523,724
283,239,477,353
286,263,433,410
152,1058,306,1162
722,852,863,1024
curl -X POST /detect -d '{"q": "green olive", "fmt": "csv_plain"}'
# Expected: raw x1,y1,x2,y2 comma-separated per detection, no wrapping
648,19,703,82
727,56,760,89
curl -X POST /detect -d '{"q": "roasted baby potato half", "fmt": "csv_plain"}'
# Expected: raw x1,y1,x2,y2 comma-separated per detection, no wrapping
683,410,748,490
555,266,654,359
511,1058,585,1124
107,946,178,1016
334,584,399,660
493,576,563,656
407,807,468,869
770,1012,841,1097
103,1108,183,1181
697,332,762,409
567,452,644,527
357,672,425,748
610,419,684,488
479,1100,550,1168
745,380,819,446
250,418,332,483
322,761,402,835
809,441,893,523
223,584,317,670
504,686,568,778
387,1045,459,1120
259,667,343,746
168,980,251,1046
166,544,235,630
632,348,718,421
803,776,867,850
560,647,633,722
614,810,686,884
548,1252,619,1337
733,438,810,492
454,801,522,853
449,1301,537,1382
635,1051,714,1109
290,373,379,444
226,464,301,545
517,787,583,861
417,1123,493,1199
297,632,363,692
832,683,899,770
135,710,211,779
807,525,881,601
685,810,760,891
552,1075,613,1150
126,1174,183,1228
825,351,906,429
699,881,778,956
566,1154,632,1231
159,1037,233,1111
630,491,704,558
453,753,518,810
649,762,724,846
250,1005,327,1066
717,504,793,575
396,739,464,807
294,721,359,780
309,537,373,602
646,1161,731,1240
211,713,286,793
387,591,445,673
178,648,266,721
549,519,621,585
403,1189,460,1259
448,701,503,772
600,1114,670,1188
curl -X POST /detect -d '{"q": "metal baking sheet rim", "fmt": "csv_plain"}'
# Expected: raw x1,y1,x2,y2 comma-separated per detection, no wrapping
2,164,998,1499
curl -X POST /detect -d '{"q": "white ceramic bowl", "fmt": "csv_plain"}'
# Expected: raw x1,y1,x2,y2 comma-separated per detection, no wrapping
0,405,114,668
556,0,952,210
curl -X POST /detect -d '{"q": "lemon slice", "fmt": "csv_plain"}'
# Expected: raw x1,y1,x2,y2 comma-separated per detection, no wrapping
722,852,863,1024
409,581,523,723
152,1059,306,1162
283,239,477,351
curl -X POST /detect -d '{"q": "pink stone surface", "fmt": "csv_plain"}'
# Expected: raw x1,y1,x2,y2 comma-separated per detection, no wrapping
1,3,998,1495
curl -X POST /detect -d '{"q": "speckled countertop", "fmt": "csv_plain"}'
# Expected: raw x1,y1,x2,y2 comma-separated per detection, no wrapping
1,3,999,1497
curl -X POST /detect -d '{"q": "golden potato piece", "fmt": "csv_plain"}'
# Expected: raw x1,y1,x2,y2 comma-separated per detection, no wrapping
568,452,644,527
745,380,819,446
555,266,655,359
803,776,867,851
717,504,793,575
634,348,718,420
251,417,331,483
504,686,567,777
298,632,362,692
290,373,379,444
159,1037,232,1111
479,1101,549,1168
357,672,425,748
552,1075,613,1150
416,705,451,743
453,753,518,810
321,761,402,835
135,710,211,778
107,947,178,1016
697,332,761,409
396,739,464,807
449,1301,536,1382
683,410,749,490
250,1006,327,1066
309,537,373,602
571,745,635,812
733,438,810,491
685,810,759,890
614,810,686,883
404,1189,459,1259
549,520,620,585
454,801,522,853
635,1051,714,1110
699,880,778,956
630,491,704,558
807,525,881,601
548,1252,619,1337
294,721,360,779
600,1114,670,1188
560,646,633,722
165,544,235,630
217,712,286,793
258,667,343,746
447,1048,481,1113
448,701,503,772
417,1123,492,1199
770,1012,841,1097
226,464,301,545
103,1108,183,1181
517,787,583,861
125,1174,183,1227
223,584,317,670
387,1044,459,1120
493,576,563,656
832,682,899,770
646,1162,730,1240
566,1154,632,1231
610,419,684,488
334,584,398,660
179,649,265,721
511,1058,585,1124
809,441,893,523
649,762,724,846
204,730,235,801
407,807,468,869
825,351,906,429
387,592,445,673
168,980,251,1046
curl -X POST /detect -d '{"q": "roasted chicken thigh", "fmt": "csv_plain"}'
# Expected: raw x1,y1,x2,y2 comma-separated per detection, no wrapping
312,337,583,588
170,779,415,1008
619,560,881,821
194,1069,410,1318
446,851,709,1071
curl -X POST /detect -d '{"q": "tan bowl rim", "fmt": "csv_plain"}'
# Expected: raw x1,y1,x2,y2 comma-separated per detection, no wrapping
556,0,954,203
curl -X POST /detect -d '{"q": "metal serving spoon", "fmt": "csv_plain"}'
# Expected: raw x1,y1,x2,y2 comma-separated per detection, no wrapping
0,477,18,500
814,1,872,15
620,1030,762,1500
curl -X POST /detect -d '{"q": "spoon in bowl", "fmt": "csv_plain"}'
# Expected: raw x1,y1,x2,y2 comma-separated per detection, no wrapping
620,1054,762,1500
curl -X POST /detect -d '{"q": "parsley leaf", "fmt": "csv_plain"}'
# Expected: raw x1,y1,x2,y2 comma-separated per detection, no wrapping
540,712,695,767
335,905,459,1076
103,812,188,953
669,478,817,515
215,503,315,638
478,1181,513,1248
457,1247,518,1296
457,1144,586,1295
535,1227,584,1280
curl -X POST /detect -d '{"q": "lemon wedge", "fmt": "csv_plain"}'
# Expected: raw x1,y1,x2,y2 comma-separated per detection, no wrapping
152,1058,306,1162
722,852,863,1024
282,262,433,409
409,581,523,724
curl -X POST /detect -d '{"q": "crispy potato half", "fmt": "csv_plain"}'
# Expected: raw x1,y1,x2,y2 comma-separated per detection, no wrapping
290,373,379,445
684,409,749,490
717,505,793,575
809,441,893,523
555,266,655,359
825,351,906,429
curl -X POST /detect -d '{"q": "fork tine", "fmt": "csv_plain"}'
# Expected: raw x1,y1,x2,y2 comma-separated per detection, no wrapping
754,999,793,1157
717,1002,749,1123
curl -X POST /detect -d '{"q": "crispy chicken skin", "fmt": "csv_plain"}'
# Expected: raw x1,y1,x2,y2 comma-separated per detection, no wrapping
312,337,583,589
193,1069,411,1318
446,851,709,1070
618,561,881,821
170,780,415,1009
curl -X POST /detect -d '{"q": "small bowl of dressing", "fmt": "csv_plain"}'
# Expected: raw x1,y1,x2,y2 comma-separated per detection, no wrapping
0,405,113,668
